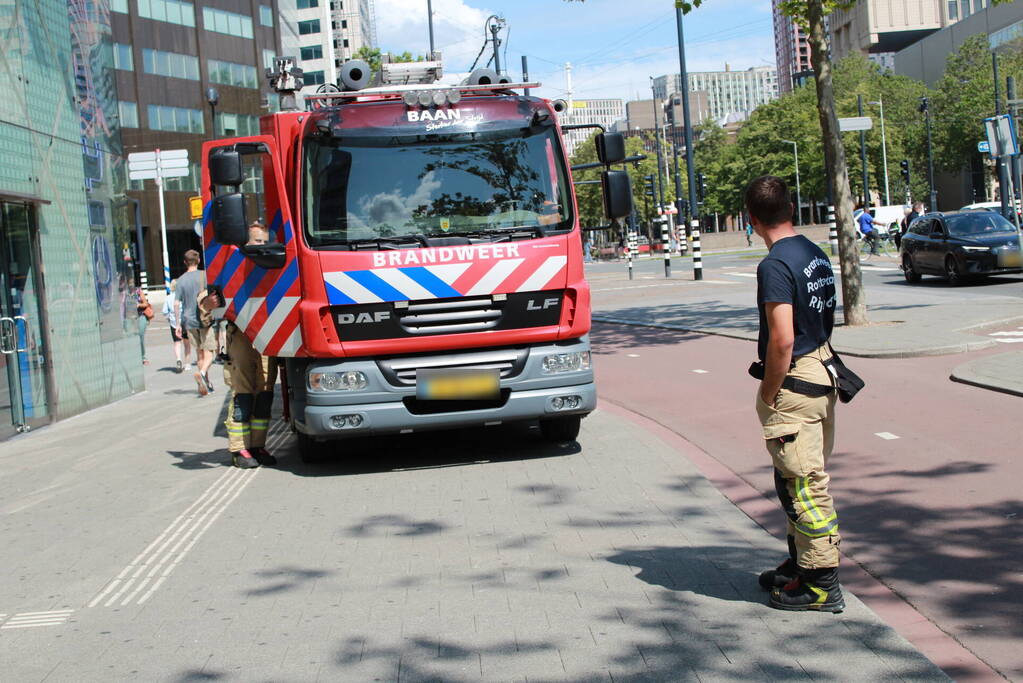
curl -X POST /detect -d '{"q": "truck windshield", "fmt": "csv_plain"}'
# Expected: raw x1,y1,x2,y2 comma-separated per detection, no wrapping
303,126,572,247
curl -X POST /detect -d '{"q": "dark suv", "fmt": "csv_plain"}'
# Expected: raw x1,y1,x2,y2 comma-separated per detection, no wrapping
900,211,1022,284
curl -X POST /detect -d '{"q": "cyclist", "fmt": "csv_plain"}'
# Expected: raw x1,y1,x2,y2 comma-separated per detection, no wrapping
857,206,881,256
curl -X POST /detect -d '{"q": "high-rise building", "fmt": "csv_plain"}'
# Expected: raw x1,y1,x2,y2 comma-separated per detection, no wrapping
560,99,625,157
653,66,778,121
111,0,284,284
624,94,711,132
1,0,144,434
828,0,990,69
281,0,376,89
773,2,813,93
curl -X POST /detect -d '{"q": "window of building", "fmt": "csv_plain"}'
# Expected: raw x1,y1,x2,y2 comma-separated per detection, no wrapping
263,49,276,70
341,19,347,28
304,70,325,85
147,104,204,133
113,43,134,70
298,19,320,35
297,0,318,8
300,45,323,60
208,59,259,88
947,1,958,19
203,7,254,38
259,4,273,26
217,113,261,137
118,101,139,128
142,48,200,80
342,38,348,47
137,0,196,27
111,0,128,13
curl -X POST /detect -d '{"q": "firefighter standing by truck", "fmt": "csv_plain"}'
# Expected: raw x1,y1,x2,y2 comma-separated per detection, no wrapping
201,222,279,468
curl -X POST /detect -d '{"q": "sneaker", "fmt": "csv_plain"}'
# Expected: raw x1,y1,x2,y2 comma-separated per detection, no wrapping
202,372,214,393
176,360,183,374
758,557,798,590
232,449,259,469
250,447,277,466
194,371,209,397
769,571,845,613
184,363,193,372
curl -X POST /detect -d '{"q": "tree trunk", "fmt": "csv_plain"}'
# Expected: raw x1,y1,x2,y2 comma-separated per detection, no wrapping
807,0,868,326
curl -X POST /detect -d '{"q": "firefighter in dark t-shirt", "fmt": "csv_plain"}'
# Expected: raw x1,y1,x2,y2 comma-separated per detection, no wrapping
747,175,844,613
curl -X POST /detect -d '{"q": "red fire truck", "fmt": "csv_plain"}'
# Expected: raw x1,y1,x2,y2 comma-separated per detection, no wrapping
201,57,633,461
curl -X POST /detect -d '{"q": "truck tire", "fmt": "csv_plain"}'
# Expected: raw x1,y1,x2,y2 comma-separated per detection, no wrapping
297,432,327,463
539,415,581,443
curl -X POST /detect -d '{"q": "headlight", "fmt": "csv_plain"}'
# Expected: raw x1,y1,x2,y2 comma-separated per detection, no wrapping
961,246,991,252
541,351,591,374
309,370,368,392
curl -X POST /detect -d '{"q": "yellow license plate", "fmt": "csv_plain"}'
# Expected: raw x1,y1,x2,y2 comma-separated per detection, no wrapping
417,369,500,400
998,250,1022,267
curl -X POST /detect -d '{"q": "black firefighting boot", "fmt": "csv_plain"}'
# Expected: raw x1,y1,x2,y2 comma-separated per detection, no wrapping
758,535,799,590
769,567,845,613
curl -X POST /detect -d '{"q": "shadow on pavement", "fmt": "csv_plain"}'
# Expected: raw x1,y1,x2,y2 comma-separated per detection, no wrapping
279,421,581,478
590,323,702,355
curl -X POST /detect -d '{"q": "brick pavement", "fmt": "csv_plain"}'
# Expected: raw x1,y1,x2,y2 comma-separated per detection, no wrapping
0,330,948,681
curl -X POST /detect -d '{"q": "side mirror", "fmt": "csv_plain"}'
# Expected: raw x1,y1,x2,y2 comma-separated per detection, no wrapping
209,148,244,186
212,193,247,246
596,133,626,165
601,170,633,220
241,243,286,269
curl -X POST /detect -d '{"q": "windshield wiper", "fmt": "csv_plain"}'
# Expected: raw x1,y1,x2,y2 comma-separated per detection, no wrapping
426,226,546,242
327,234,430,250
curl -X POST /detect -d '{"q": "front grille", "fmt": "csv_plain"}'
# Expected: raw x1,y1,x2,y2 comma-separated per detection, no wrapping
377,347,529,387
403,390,511,415
398,296,503,335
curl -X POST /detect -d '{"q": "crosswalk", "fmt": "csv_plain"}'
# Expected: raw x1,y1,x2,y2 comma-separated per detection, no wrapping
989,326,1023,343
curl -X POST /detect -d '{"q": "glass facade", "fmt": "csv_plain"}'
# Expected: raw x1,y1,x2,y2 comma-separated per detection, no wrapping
202,7,254,38
0,0,143,428
138,0,197,27
208,59,259,88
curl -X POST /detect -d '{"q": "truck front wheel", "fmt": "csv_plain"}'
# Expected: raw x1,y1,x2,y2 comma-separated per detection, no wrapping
539,415,581,443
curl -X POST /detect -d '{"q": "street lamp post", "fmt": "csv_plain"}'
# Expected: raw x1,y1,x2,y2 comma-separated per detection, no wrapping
919,97,937,210
780,139,801,225
427,0,435,55
206,87,219,135
869,98,891,206
674,6,701,280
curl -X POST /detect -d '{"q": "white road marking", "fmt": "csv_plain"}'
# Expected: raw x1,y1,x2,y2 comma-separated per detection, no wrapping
988,330,1023,336
725,272,758,278
693,369,709,374
627,354,640,358
1,610,74,629
994,338,1023,343
875,432,900,440
859,266,900,272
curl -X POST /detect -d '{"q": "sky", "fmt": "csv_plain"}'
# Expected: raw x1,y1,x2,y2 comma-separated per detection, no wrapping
371,0,777,103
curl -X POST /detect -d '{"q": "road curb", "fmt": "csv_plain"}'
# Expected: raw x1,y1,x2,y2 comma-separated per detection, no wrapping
950,351,1023,398
598,397,1004,683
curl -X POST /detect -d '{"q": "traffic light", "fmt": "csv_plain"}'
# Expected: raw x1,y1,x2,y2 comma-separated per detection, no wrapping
900,159,911,185
643,173,655,197
663,100,675,125
696,173,707,202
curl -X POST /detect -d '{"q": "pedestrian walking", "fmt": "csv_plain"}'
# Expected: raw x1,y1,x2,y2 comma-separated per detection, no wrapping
136,285,154,365
212,222,279,468
746,175,844,613
162,280,186,373
174,250,216,396
745,221,754,247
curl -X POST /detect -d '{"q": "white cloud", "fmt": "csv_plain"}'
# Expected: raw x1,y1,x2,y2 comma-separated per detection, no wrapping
374,0,494,70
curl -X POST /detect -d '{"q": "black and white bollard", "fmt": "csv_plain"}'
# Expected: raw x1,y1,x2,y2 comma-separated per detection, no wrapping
692,219,703,281
661,216,671,278
828,204,838,256
627,228,635,280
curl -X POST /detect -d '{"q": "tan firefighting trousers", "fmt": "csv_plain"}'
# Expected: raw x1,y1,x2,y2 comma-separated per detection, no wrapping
223,322,279,453
756,344,840,569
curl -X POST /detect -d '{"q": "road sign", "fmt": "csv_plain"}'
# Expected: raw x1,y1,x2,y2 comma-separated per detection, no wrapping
125,148,190,293
984,114,1019,158
978,141,991,154
839,116,873,132
158,149,189,160
189,196,204,220
127,151,157,163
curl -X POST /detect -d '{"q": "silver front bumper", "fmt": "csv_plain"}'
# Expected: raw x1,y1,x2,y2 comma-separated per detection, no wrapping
294,337,595,439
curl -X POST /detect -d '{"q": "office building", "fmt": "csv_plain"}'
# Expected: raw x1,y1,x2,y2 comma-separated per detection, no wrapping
653,66,778,121
282,0,376,89
1,0,143,436
624,94,711,132
773,2,813,93
560,99,625,157
111,0,284,284
828,0,991,69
